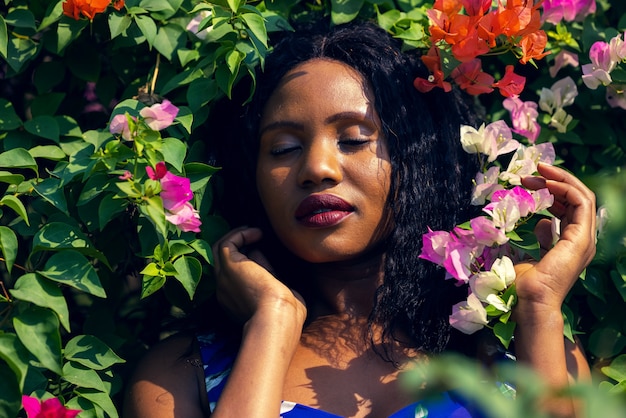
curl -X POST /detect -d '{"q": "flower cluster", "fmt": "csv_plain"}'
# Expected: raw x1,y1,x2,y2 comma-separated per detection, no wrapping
110,99,179,141
582,32,626,109
415,0,550,96
22,396,80,418
146,162,202,233
420,121,556,342
62,0,125,21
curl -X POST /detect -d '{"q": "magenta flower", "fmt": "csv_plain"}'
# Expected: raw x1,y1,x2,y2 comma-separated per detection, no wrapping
139,100,179,131
109,113,134,141
483,194,522,232
542,0,596,24
22,396,81,418
118,170,133,180
502,96,540,143
490,186,536,217
419,228,452,265
160,171,193,212
165,201,202,233
443,240,476,284
145,162,201,232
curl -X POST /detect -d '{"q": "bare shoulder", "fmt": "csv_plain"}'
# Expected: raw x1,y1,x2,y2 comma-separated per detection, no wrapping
123,332,210,418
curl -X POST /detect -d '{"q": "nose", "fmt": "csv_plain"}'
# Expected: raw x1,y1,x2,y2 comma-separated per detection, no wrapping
297,140,343,187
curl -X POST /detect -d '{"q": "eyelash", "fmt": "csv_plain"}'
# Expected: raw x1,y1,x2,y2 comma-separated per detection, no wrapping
269,138,370,156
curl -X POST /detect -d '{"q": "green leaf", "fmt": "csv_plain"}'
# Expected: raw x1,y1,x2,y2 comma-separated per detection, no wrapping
135,15,157,46
38,250,107,298
589,327,626,358
0,361,21,418
24,115,60,142
186,77,218,112
190,239,213,265
173,256,202,299
33,222,110,266
33,178,68,214
1,195,29,225
63,361,107,391
30,92,66,117
0,171,24,185
77,173,110,206
39,1,64,32
140,262,161,276
0,148,37,173
75,388,119,418
175,106,194,134
141,274,166,298
330,0,364,25
0,333,32,390
66,45,101,82
13,305,63,375
6,36,40,73
0,99,22,131
29,145,66,161
48,17,88,55
139,196,168,239
64,335,125,370
0,15,7,60
493,321,516,349
241,12,268,48
5,9,36,30
98,194,129,229
11,273,71,332
161,137,187,172
227,0,242,12
153,23,186,61
602,354,626,383
109,13,133,39
0,226,17,273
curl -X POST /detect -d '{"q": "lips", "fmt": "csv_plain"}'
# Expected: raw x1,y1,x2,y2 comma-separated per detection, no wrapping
295,194,354,227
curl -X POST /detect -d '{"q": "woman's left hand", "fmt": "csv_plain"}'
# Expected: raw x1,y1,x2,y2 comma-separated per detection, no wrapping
515,163,596,314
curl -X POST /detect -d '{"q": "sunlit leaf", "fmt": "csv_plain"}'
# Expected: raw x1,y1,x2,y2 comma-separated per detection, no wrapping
38,250,107,298
13,306,63,375
10,273,71,332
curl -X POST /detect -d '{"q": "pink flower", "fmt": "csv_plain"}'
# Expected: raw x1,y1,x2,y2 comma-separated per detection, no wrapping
419,228,452,265
118,170,133,180
145,162,202,232
502,96,540,143
549,50,579,78
500,143,556,185
471,166,504,205
443,240,477,284
146,161,168,180
482,194,522,232
538,77,578,114
165,202,202,233
160,171,193,212
490,186,536,217
461,0,491,16
139,100,179,131
531,188,555,212
470,216,508,246
582,41,615,89
542,0,596,24
449,292,489,334
609,32,626,64
492,65,526,98
22,396,81,418
109,113,134,141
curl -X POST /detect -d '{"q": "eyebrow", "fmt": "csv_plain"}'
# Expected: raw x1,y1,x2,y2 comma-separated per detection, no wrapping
259,111,373,137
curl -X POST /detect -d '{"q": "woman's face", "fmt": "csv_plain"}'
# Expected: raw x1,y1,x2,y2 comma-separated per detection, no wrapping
256,59,391,263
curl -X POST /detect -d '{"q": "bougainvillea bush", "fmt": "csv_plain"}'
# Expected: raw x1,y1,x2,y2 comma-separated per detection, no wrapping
1,0,626,416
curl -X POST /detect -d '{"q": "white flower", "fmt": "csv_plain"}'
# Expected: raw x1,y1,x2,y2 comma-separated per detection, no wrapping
449,293,489,334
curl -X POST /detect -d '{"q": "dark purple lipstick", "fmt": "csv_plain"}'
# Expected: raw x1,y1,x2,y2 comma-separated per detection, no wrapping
295,194,354,228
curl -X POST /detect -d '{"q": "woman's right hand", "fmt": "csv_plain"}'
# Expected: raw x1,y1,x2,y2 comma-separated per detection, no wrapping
213,227,307,327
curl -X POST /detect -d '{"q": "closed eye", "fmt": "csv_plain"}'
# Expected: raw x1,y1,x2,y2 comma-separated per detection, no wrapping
270,145,301,156
339,138,371,151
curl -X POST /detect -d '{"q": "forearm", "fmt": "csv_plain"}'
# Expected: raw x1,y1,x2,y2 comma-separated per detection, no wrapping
513,303,579,417
212,299,304,418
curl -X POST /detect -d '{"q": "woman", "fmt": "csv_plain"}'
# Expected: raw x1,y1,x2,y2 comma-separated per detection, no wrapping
124,22,595,418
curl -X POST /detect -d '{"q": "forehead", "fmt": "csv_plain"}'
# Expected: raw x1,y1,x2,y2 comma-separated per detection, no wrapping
261,59,376,123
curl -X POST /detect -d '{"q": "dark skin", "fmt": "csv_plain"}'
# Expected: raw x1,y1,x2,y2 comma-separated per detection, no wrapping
124,60,594,418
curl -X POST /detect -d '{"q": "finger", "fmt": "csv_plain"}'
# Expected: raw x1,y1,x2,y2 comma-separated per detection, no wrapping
212,227,263,268
534,218,554,253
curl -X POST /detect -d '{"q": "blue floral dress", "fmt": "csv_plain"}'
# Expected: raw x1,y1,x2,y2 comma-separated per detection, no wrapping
197,333,505,418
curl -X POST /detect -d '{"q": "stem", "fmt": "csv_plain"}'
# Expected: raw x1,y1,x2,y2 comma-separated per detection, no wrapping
0,280,9,301
150,54,161,96
0,259,27,272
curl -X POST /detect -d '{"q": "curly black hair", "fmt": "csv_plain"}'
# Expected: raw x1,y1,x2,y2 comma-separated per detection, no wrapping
208,20,482,357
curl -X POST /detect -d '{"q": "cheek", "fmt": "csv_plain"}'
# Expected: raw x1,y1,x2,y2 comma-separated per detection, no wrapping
256,166,291,217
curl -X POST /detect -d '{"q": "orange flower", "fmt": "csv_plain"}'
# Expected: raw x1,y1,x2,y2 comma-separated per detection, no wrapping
414,47,453,93
63,0,111,21
492,65,526,97
451,59,495,95
112,0,125,10
518,30,550,64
